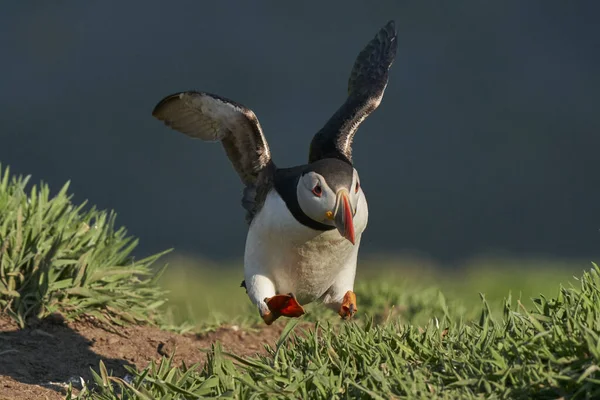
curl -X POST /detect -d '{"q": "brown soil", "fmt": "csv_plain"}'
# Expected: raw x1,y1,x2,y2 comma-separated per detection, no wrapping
0,313,289,400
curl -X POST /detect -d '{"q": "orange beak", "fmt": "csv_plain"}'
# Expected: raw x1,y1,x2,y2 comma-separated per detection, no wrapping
333,190,355,245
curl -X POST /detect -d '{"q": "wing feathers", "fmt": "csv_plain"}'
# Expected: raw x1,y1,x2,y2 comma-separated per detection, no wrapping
309,20,398,164
152,91,272,186
152,91,274,223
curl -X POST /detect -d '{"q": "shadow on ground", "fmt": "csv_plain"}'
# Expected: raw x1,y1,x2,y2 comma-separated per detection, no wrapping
0,313,133,395
0,312,288,399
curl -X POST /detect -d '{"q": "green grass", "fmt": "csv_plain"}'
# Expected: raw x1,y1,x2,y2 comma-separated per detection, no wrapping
0,165,170,328
2,163,599,398
73,262,600,399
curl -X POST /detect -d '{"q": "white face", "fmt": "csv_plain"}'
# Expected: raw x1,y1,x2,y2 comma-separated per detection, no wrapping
296,168,361,226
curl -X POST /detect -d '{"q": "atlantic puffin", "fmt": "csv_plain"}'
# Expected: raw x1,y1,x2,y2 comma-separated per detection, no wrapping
152,21,397,325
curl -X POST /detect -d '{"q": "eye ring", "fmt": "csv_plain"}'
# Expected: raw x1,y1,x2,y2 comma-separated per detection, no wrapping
312,184,322,197
355,181,360,193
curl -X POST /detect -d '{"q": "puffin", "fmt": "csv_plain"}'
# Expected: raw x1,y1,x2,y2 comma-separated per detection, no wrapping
152,21,397,325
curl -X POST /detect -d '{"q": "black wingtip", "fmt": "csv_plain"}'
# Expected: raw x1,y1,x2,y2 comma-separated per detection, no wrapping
376,20,397,47
383,20,396,34
378,20,398,65
347,20,398,98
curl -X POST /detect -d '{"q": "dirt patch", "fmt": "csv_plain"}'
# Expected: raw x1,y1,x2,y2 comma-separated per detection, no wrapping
0,313,290,400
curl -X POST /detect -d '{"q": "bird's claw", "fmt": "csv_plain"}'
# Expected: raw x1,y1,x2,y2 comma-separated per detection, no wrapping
339,290,358,320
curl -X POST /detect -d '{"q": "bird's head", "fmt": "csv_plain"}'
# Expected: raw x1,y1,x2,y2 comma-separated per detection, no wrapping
296,158,361,244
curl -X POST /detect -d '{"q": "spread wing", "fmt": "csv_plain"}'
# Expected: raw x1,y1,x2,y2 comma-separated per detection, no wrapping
308,20,398,164
152,91,275,223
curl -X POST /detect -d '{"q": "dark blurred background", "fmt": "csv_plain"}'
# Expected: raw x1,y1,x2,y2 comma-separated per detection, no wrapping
1,1,598,265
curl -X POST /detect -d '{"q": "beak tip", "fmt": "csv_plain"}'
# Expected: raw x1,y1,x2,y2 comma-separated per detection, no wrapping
347,230,356,245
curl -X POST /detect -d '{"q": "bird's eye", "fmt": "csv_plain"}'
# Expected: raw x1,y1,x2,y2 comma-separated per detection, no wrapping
355,181,360,193
312,184,322,197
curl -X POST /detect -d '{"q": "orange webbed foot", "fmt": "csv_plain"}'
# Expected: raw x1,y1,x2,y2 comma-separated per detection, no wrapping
339,290,358,320
263,293,305,325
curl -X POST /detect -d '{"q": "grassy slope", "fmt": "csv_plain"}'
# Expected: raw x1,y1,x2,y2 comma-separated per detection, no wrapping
0,166,169,328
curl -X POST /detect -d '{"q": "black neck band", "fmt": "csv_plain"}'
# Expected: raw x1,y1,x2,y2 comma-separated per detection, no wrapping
274,172,335,232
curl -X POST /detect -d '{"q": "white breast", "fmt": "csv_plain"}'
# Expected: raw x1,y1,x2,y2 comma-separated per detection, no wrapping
243,189,368,304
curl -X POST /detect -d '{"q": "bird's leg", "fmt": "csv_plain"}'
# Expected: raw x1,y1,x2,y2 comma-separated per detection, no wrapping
320,262,358,320
244,274,281,325
263,293,305,324
338,290,358,320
